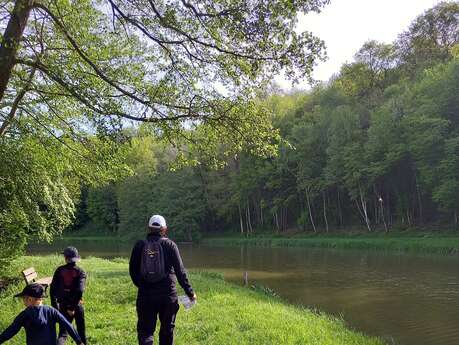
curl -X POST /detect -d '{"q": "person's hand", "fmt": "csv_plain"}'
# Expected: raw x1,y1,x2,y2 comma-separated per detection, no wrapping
190,293,197,301
67,310,75,317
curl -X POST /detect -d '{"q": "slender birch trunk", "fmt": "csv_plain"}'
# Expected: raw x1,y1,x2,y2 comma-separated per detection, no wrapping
260,201,263,226
337,189,343,226
306,190,317,233
274,212,280,233
379,197,388,233
238,204,244,234
247,202,253,234
283,207,288,231
359,185,371,232
322,191,329,233
414,173,423,224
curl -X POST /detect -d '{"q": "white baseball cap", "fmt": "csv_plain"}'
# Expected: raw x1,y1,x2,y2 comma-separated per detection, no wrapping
148,215,167,229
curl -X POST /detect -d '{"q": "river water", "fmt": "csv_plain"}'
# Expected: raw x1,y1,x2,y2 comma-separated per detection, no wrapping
28,239,459,345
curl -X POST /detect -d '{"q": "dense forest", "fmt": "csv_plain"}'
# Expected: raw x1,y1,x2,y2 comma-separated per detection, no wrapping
1,1,458,270
74,3,459,240
1,0,331,270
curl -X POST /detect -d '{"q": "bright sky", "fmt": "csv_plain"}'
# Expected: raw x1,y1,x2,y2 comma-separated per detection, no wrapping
276,0,443,89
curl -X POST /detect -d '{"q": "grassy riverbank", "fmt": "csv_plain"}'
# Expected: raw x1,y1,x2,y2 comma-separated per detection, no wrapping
59,229,459,255
201,231,459,255
0,256,383,345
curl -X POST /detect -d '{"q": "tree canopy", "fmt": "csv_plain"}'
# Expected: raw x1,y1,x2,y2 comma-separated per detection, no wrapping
0,0,330,270
0,0,329,153
73,2,459,240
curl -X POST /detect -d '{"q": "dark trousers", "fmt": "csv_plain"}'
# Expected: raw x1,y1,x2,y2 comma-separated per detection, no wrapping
136,296,180,345
58,304,87,345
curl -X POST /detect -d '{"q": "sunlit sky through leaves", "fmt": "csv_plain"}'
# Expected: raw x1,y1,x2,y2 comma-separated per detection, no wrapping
275,0,444,90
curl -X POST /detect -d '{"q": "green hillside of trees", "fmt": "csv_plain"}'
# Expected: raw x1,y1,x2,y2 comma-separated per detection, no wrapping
1,0,330,271
75,3,459,240
1,2,458,273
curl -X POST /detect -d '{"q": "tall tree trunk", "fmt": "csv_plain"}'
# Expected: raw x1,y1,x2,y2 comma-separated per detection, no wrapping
260,200,263,226
414,173,423,224
283,207,288,231
0,0,34,104
246,202,253,234
238,204,244,235
252,197,259,228
379,197,388,233
322,191,329,233
406,209,412,226
305,190,317,233
245,204,250,235
373,186,379,224
279,207,283,232
274,212,280,233
386,191,392,226
358,184,372,232
337,189,343,226
299,195,307,231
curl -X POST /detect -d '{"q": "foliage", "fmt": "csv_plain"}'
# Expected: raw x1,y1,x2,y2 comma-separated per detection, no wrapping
74,2,459,238
0,136,74,272
1,0,331,269
3,2,458,249
0,120,128,272
87,184,119,233
0,0,329,161
395,1,459,75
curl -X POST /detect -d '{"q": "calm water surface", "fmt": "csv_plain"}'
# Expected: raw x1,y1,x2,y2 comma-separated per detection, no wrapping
29,239,459,345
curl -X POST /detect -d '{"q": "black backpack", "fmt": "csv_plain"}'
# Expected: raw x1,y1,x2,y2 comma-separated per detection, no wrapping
140,238,167,283
57,266,82,308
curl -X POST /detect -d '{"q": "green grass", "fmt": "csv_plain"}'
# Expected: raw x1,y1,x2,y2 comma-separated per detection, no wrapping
0,256,383,345
201,232,459,255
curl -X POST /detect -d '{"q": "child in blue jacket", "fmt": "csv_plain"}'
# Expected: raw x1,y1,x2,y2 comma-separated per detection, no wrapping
0,283,84,345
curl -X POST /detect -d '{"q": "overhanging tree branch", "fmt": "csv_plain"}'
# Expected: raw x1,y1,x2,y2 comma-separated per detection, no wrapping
35,3,198,115
0,65,36,137
0,0,34,103
147,0,276,61
16,58,211,124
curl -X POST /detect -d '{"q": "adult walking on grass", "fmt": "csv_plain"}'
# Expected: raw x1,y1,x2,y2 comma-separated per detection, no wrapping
130,214,197,345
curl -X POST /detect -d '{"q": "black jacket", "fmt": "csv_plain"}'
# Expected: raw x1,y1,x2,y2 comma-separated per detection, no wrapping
50,263,86,310
129,233,194,300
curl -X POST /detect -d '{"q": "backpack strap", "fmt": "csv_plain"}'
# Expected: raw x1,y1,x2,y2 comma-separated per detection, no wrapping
144,236,165,244
141,237,166,258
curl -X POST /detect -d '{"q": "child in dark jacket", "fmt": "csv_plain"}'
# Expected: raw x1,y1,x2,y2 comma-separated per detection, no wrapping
50,247,87,345
0,283,84,345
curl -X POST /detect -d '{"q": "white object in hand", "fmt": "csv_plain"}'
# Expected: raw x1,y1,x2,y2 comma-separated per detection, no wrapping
178,295,196,310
